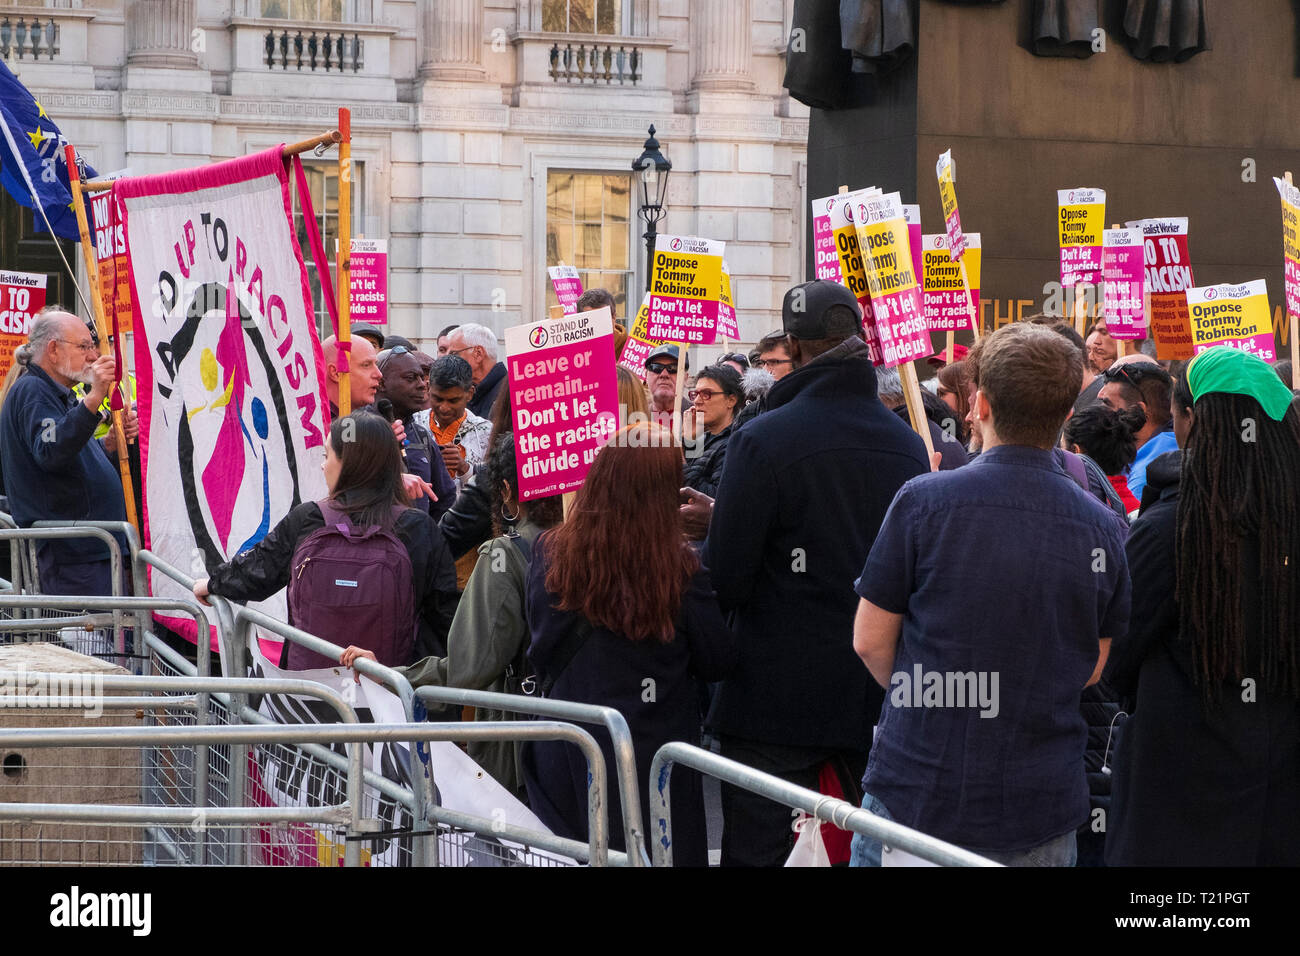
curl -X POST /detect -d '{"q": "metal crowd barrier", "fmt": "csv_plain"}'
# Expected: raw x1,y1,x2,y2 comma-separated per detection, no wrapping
413,684,649,866
649,743,1001,867
0,721,608,867
0,674,358,866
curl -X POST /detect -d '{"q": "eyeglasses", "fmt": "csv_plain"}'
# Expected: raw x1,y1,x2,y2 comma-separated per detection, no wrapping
689,388,721,402
57,339,98,353
448,345,479,357
645,361,678,375
752,358,792,370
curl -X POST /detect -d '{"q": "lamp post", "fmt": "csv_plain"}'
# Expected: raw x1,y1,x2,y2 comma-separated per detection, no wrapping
633,124,671,293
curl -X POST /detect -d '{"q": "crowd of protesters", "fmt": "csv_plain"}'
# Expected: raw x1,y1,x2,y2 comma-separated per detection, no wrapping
4,279,1298,868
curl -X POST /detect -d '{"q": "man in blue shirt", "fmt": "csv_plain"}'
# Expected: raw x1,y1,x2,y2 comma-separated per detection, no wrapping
0,309,137,596
1097,357,1176,501
851,322,1130,866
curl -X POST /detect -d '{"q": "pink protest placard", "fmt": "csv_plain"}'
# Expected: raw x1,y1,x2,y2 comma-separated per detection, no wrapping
922,234,981,333
1101,228,1146,339
937,150,968,262
618,293,666,382
505,306,620,500
811,193,845,282
1058,188,1106,287
829,188,883,364
854,192,934,367
349,238,388,325
717,263,739,340
1126,217,1195,360
1186,280,1276,363
548,264,584,314
904,204,923,289
647,235,724,345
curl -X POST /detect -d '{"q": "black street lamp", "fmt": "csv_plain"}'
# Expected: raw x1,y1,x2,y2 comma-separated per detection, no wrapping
633,124,671,293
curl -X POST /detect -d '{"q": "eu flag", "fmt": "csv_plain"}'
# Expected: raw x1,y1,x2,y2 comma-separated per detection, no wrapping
0,59,97,241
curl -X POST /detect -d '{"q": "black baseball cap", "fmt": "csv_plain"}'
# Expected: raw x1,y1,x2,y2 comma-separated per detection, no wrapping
782,279,862,339
351,324,385,349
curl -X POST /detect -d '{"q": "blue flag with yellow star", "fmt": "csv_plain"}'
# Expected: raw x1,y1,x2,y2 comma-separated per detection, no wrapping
0,59,96,241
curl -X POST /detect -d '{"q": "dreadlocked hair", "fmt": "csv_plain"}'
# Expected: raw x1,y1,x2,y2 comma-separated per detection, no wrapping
1175,392,1300,708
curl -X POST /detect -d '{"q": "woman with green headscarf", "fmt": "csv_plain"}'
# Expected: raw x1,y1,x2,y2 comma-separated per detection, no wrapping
1104,347,1300,865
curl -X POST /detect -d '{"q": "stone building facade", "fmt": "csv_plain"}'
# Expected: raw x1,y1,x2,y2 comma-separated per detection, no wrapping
5,0,809,351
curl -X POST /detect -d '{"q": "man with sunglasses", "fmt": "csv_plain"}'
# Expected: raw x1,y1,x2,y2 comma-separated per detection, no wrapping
1098,356,1176,500
644,344,689,432
377,346,456,519
0,308,137,597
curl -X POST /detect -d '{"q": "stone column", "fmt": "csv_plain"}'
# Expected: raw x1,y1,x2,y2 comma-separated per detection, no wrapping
690,0,754,91
422,0,484,80
126,0,198,68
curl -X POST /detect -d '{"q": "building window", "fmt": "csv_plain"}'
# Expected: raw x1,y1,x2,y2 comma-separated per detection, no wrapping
289,158,364,340
542,0,623,35
545,170,633,317
257,0,372,22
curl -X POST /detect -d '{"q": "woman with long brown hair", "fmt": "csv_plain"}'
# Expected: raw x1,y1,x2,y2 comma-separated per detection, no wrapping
522,422,735,865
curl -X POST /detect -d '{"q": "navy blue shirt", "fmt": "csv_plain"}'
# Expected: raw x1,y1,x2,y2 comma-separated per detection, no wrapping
855,444,1130,853
0,364,126,565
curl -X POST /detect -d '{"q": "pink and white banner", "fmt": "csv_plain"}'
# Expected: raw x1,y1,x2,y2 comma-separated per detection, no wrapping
810,193,845,283
547,264,584,314
116,147,330,651
1101,228,1146,339
506,306,619,501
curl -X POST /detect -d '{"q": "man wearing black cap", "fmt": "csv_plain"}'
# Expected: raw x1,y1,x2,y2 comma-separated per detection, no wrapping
702,279,929,867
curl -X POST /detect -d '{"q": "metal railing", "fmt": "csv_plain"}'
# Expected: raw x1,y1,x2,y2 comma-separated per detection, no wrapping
264,29,363,71
649,743,1001,868
414,684,647,866
0,721,607,866
0,16,59,61
548,42,639,84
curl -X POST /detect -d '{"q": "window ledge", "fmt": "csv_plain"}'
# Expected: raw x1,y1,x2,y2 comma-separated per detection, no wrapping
226,15,397,37
509,30,674,50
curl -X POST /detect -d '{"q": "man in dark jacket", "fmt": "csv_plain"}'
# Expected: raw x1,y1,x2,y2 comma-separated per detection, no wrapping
0,309,137,595
703,279,929,867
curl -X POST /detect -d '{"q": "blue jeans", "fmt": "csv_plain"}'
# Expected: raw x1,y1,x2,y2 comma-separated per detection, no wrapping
849,791,1078,867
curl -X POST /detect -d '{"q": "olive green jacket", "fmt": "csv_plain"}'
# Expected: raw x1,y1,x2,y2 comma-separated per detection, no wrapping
397,519,540,800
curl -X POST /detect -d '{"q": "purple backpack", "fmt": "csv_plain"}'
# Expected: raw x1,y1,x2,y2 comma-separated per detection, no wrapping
283,500,417,670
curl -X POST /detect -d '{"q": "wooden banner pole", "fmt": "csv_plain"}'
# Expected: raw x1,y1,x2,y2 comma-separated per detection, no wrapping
64,145,139,531
337,108,353,416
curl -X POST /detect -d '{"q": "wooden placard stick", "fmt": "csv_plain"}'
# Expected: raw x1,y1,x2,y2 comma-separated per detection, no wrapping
337,107,353,416
1289,173,1300,375
64,145,139,531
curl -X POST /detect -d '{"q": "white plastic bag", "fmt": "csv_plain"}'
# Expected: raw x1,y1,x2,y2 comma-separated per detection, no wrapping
784,813,830,867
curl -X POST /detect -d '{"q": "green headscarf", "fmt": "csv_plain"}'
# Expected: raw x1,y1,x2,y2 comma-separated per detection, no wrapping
1185,347,1294,421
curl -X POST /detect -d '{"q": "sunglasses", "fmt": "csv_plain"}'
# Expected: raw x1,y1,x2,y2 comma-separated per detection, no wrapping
1103,363,1141,389
721,353,749,368
645,361,678,375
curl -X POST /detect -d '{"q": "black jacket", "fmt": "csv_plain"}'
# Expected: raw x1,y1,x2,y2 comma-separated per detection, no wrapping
703,337,928,752
438,469,493,560
1103,450,1300,865
467,362,506,420
521,535,736,866
683,423,733,498
207,500,458,664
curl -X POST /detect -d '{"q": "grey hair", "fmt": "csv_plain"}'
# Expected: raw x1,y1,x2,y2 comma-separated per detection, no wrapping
875,364,904,403
454,323,499,360
24,307,70,363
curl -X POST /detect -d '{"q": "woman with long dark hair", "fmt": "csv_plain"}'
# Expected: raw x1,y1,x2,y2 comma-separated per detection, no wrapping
1104,348,1300,865
522,422,735,865
194,411,458,669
